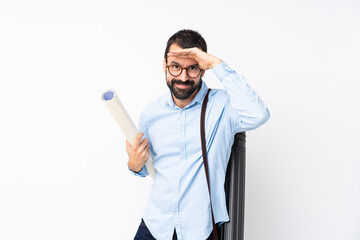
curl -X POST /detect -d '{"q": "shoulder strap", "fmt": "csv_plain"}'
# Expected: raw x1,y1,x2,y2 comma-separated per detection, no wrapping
200,88,218,240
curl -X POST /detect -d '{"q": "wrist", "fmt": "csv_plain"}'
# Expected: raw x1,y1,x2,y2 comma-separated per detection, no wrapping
209,57,222,69
128,161,142,173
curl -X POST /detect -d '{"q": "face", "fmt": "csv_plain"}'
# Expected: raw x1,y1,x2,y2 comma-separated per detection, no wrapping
164,44,205,100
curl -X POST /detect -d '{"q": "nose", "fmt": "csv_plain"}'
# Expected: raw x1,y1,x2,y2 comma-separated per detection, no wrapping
178,69,188,81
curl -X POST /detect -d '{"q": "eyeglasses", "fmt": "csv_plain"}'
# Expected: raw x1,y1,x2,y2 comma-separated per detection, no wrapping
166,64,203,78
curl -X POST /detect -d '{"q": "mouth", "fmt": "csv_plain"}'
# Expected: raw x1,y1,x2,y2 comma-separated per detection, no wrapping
175,83,191,89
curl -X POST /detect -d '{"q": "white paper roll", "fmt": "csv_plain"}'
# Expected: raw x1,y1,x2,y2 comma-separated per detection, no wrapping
102,89,156,179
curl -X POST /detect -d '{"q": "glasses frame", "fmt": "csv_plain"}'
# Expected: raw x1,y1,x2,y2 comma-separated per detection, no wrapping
166,65,203,78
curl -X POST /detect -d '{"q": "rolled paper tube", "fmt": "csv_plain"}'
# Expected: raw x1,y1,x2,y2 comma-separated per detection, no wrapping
102,89,156,179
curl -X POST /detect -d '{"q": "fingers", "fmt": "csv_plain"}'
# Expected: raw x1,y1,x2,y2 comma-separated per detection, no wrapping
132,132,144,150
139,144,150,161
127,133,149,153
138,138,149,153
125,139,131,153
167,48,209,69
142,145,150,159
167,48,197,57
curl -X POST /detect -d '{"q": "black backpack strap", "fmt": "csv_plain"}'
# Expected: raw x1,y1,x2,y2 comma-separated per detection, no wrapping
200,88,218,240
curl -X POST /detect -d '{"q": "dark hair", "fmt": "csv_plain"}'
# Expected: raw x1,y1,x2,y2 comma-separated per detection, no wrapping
164,29,207,62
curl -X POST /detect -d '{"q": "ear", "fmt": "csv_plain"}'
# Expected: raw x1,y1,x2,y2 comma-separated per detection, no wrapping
163,58,167,73
201,69,206,78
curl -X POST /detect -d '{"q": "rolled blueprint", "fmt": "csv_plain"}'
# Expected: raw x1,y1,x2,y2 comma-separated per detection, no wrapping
101,89,156,179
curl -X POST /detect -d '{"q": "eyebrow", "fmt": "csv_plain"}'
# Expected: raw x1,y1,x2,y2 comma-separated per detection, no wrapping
170,61,199,68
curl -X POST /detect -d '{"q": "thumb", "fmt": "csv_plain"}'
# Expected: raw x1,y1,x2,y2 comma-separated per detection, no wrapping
125,139,132,153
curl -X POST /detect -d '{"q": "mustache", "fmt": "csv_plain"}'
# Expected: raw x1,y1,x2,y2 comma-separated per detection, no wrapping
171,79,195,86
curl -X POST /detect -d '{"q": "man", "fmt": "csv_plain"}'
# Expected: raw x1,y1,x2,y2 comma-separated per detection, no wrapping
126,29,270,240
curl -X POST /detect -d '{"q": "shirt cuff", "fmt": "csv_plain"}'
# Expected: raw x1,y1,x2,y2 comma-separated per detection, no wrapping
128,165,148,177
212,61,235,81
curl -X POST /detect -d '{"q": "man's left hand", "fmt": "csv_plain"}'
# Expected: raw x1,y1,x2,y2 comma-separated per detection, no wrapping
167,47,222,70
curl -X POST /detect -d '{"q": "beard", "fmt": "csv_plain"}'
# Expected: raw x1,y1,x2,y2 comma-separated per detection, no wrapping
167,78,202,100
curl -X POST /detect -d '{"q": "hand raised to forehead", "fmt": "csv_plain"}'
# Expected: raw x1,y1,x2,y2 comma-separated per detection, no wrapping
167,47,222,70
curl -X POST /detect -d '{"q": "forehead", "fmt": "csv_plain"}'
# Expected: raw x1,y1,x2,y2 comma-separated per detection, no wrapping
168,44,198,66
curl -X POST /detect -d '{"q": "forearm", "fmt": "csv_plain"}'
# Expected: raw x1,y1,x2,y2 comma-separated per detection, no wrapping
212,61,270,130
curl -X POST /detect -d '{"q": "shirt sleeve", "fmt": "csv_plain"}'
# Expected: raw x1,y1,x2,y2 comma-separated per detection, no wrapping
128,165,149,177
212,61,270,133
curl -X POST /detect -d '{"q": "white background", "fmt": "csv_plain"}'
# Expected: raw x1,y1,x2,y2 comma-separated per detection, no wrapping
1,0,359,239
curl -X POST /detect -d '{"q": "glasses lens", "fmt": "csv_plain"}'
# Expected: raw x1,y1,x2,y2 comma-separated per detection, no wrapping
169,65,181,76
187,66,200,78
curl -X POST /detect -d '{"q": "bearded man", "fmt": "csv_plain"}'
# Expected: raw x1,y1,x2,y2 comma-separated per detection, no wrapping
126,29,270,240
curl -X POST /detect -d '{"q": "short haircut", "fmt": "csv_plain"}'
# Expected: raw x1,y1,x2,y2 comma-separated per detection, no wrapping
164,29,207,62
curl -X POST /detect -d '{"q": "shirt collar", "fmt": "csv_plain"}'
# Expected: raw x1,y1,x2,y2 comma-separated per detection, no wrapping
164,80,209,109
